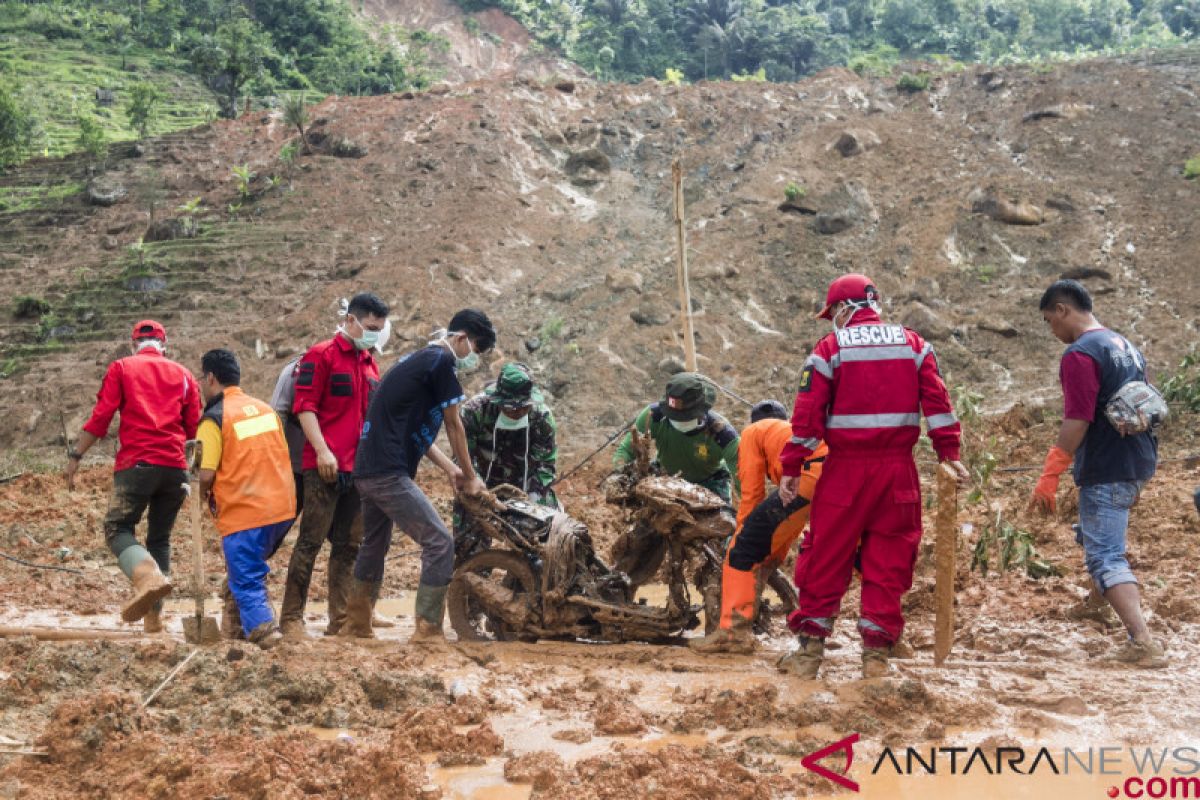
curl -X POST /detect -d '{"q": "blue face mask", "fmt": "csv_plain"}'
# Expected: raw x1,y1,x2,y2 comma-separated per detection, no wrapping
342,316,380,351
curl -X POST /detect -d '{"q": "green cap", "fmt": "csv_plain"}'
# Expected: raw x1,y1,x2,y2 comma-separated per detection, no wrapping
485,362,539,409
662,372,715,421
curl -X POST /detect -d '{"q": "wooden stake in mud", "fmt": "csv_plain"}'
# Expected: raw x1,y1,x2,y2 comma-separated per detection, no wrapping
934,463,959,666
672,159,697,372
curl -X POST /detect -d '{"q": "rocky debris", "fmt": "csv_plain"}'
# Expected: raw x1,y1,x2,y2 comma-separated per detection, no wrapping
1061,266,1112,280
125,275,167,292
813,182,876,235
630,305,669,326
330,137,369,158
592,696,647,735
1022,102,1092,122
979,71,1006,92
657,355,687,375
143,216,198,243
969,187,1044,225
574,745,772,800
977,319,1020,337
833,128,881,157
554,80,576,93
605,268,643,293
85,179,127,207
778,197,817,215
900,302,953,341
505,751,567,790
564,148,611,186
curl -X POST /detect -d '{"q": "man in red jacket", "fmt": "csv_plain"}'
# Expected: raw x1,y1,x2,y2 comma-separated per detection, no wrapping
777,275,968,679
65,320,201,632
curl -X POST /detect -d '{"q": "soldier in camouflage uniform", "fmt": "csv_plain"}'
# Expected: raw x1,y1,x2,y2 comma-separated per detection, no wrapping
462,363,559,507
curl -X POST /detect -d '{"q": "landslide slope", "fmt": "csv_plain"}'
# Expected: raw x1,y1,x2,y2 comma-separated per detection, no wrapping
1,48,1198,455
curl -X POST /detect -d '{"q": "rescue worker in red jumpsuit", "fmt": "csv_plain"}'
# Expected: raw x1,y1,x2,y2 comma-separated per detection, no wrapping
777,274,969,679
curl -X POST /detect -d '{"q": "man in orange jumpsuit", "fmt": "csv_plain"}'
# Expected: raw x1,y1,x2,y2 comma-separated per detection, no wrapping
777,274,968,679
690,400,827,653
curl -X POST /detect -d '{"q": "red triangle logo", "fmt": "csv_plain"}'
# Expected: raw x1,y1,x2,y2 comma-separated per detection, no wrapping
801,733,860,792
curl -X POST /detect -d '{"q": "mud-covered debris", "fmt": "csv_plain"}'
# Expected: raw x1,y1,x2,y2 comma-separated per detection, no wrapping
505,750,567,790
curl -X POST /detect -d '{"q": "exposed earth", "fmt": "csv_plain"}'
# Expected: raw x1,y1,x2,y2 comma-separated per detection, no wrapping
0,32,1198,800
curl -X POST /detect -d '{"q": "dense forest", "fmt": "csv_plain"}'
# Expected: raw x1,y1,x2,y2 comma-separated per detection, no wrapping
458,0,1198,81
1,0,445,114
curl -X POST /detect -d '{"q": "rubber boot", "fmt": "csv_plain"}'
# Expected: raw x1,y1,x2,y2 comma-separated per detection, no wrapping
279,618,308,642
143,598,165,634
410,583,448,643
248,622,283,651
220,579,246,640
371,603,396,629
862,647,890,678
776,636,825,678
121,555,173,623
690,563,758,654
325,561,351,636
338,579,379,639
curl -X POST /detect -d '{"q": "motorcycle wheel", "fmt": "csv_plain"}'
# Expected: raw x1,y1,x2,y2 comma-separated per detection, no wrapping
447,550,539,642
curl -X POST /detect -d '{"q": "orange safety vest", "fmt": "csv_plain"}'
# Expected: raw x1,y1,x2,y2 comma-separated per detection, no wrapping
205,387,296,537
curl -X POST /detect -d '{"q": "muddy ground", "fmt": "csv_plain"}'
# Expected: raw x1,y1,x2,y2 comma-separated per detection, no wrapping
0,409,1197,798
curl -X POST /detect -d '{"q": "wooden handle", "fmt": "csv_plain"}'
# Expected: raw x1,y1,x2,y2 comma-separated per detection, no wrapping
933,464,958,666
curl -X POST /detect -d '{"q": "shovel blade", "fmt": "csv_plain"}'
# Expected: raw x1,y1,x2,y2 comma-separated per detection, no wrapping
182,615,222,645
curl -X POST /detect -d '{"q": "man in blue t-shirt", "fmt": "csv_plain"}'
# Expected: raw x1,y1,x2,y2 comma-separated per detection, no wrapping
344,308,497,642
1030,280,1164,668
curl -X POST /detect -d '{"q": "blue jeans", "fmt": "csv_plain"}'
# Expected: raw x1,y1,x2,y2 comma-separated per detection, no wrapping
1075,482,1143,592
223,519,295,636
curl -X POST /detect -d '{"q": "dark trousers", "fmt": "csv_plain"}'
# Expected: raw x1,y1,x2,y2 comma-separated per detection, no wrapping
103,463,189,573
356,473,455,587
280,470,363,625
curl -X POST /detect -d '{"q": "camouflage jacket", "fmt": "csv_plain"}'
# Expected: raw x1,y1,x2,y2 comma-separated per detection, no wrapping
461,394,558,495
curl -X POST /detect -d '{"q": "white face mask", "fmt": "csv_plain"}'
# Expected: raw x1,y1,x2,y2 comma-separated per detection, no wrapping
831,299,878,332
669,417,704,433
495,412,530,431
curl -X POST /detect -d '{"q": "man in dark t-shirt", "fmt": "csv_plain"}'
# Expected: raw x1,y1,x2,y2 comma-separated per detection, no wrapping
343,308,497,642
1031,280,1165,668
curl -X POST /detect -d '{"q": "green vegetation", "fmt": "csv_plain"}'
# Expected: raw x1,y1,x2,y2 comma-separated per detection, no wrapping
76,114,108,161
0,1,448,167
896,71,931,92
783,181,805,202
540,315,565,340
1185,154,1200,179
455,0,1196,84
126,82,164,139
972,512,1060,579
12,296,51,319
1160,350,1200,411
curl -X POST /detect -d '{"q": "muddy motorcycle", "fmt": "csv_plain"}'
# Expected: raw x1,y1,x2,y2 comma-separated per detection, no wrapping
448,483,730,643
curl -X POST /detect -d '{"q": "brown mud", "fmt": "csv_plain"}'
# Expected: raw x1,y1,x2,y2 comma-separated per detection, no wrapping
0,409,1198,797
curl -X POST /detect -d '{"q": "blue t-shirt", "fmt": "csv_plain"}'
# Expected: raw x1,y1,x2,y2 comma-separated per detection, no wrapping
1062,328,1157,487
354,344,465,479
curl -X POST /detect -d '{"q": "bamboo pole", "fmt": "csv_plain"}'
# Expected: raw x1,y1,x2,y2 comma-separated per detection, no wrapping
672,159,697,372
0,626,142,641
934,463,959,667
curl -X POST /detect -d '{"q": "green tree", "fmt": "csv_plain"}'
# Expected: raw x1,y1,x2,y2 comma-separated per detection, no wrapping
126,82,164,139
77,114,108,162
282,92,310,153
189,17,274,118
0,85,38,168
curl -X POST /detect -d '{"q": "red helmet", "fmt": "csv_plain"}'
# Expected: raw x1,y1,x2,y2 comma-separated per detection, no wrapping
816,273,878,320
131,319,167,343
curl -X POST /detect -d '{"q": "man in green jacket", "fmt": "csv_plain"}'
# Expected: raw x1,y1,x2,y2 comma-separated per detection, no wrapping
614,373,739,502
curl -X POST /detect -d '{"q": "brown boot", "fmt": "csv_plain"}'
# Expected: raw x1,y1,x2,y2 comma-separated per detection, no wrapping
279,618,308,642
143,602,165,634
371,606,396,629
689,609,756,654
220,579,246,640
862,647,890,678
325,561,352,636
337,579,378,639
776,636,825,678
121,558,173,623
248,622,284,650
410,583,447,644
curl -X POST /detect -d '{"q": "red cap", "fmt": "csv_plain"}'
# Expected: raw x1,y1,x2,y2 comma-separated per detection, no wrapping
816,273,877,320
131,320,167,342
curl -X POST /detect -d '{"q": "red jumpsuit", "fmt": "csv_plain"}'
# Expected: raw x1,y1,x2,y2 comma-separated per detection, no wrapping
779,310,961,648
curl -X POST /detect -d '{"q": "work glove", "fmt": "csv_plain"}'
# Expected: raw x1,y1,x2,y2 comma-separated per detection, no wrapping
1029,446,1073,514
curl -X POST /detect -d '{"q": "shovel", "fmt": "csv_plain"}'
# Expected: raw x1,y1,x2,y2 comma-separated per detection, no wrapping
181,440,221,645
